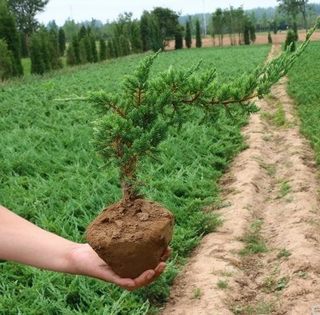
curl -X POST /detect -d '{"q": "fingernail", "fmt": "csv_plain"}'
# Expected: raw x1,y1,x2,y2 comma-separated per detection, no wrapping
147,271,154,280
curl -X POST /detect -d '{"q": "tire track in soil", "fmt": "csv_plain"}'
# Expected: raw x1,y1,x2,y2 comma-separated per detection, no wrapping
161,45,320,315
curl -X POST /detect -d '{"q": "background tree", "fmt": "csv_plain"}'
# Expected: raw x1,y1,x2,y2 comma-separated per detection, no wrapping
195,19,202,48
0,0,23,76
47,20,58,32
30,28,62,74
112,37,120,57
128,20,142,53
243,19,251,45
8,0,49,54
298,0,309,30
185,20,192,48
277,0,302,27
106,40,115,59
119,34,130,56
149,17,163,51
48,28,62,69
58,27,66,56
175,25,183,49
99,39,107,61
66,44,76,66
151,7,180,49
19,31,28,57
140,11,151,51
79,25,87,40
0,39,13,80
79,37,88,64
8,0,49,32
90,35,98,63
234,7,245,44
68,36,80,65
212,8,224,46
30,33,45,74
249,20,256,43
223,7,236,45
62,19,80,42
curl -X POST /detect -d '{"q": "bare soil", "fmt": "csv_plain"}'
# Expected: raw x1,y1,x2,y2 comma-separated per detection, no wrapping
86,198,174,278
161,45,320,315
166,30,320,50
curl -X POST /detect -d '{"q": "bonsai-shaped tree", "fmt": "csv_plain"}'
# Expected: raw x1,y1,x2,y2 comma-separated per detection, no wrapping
60,20,319,279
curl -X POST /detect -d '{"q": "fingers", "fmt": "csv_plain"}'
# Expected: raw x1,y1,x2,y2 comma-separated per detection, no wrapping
154,262,166,276
111,276,137,291
132,269,156,289
160,247,172,262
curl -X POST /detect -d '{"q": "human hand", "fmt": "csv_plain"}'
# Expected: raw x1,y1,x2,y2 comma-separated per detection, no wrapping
67,243,171,291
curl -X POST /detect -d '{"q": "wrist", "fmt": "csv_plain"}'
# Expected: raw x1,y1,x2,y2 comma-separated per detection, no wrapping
63,243,92,275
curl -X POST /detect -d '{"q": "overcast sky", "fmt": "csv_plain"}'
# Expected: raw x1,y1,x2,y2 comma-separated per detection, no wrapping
37,0,282,25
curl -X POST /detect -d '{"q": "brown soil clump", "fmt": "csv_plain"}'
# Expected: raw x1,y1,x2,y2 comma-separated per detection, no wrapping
86,198,174,279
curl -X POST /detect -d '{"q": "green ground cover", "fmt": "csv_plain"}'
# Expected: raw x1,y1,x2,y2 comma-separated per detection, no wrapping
0,45,270,314
288,42,320,163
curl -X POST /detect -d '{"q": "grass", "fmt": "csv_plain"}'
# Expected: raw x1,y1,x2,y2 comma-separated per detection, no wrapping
0,45,270,314
261,101,287,127
240,219,268,256
262,275,289,293
192,288,202,299
277,248,291,259
232,300,275,315
288,42,320,165
277,180,291,198
259,161,277,177
217,279,229,289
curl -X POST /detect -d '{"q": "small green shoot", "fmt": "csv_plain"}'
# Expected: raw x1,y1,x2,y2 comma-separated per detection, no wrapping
277,248,291,259
192,288,202,299
278,180,291,198
260,162,276,177
262,275,289,293
240,220,268,256
261,102,287,127
217,279,229,290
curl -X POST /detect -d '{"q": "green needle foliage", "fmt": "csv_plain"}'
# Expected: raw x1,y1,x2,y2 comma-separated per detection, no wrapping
83,19,319,201
0,44,274,314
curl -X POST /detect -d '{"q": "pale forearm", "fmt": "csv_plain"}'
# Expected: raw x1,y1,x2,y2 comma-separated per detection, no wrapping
0,205,76,273
0,205,169,290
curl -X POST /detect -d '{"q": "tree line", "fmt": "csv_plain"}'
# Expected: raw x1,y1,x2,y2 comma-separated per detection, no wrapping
0,0,317,81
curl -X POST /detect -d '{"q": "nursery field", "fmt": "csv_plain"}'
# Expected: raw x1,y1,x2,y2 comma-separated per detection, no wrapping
162,41,320,315
0,45,270,314
288,41,320,164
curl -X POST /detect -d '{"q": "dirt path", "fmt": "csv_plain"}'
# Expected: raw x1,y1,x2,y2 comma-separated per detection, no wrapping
161,45,320,315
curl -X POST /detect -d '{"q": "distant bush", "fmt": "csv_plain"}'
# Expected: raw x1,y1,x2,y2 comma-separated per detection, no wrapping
285,30,296,52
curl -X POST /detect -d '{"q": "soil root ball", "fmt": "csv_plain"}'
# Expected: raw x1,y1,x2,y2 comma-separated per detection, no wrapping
86,198,174,278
